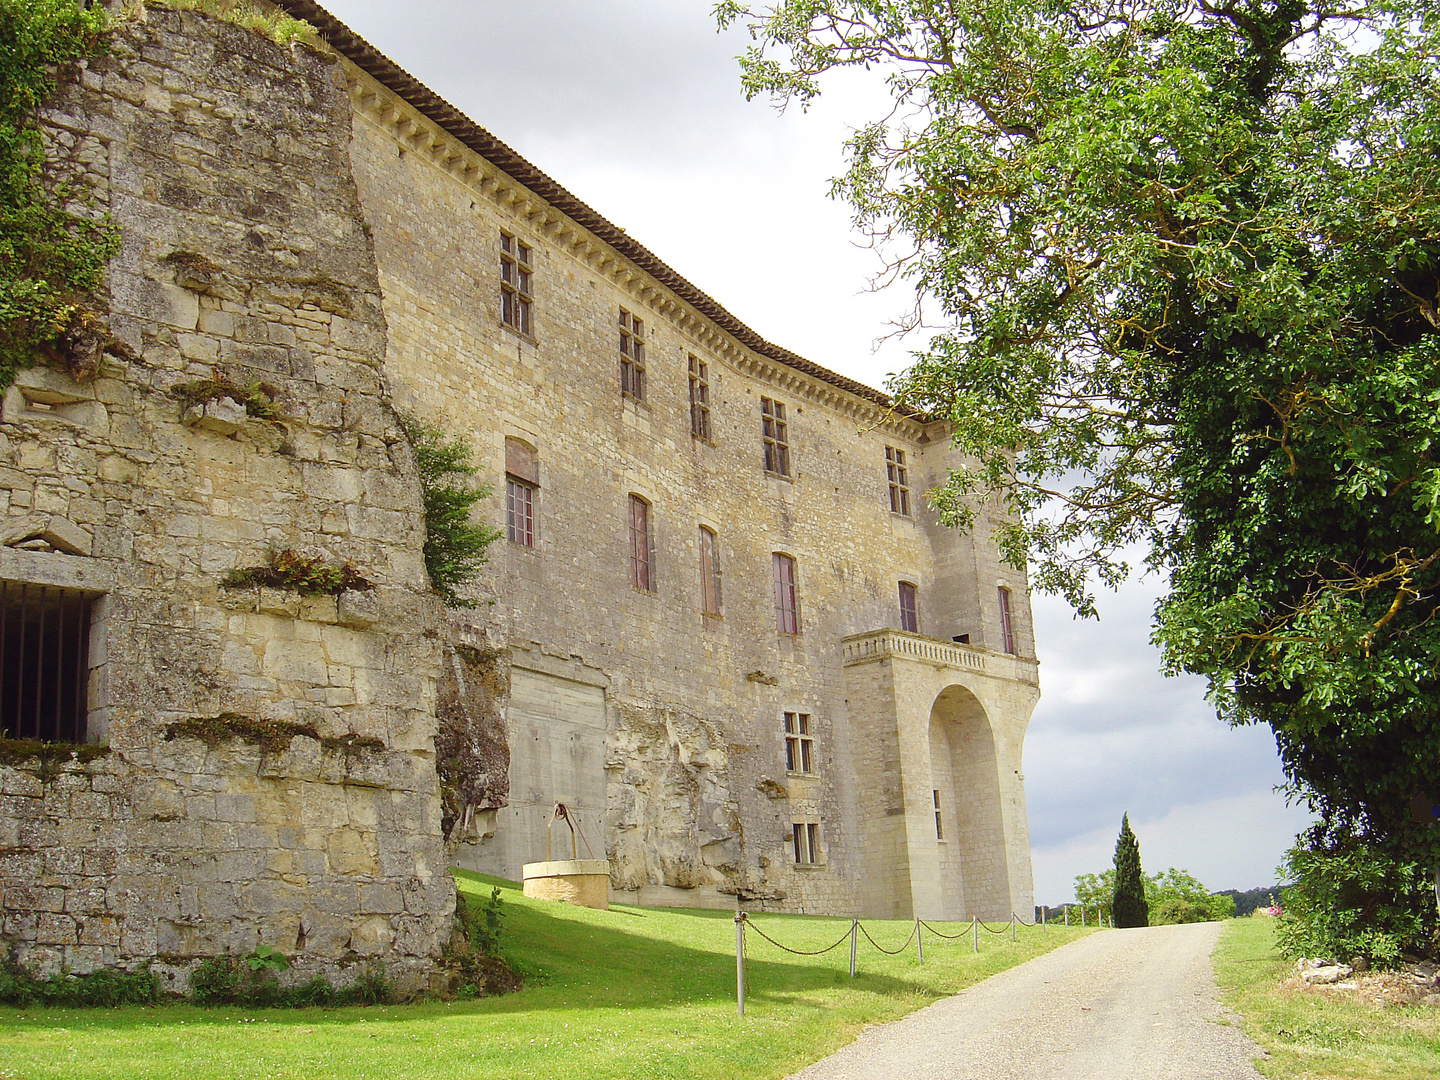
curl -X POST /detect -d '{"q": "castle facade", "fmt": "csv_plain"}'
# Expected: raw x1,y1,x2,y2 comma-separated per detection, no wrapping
0,3,1037,985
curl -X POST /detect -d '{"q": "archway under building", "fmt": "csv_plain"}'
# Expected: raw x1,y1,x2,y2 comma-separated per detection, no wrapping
928,683,1010,920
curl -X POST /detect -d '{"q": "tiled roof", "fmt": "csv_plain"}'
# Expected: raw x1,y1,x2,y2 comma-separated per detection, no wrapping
271,0,899,411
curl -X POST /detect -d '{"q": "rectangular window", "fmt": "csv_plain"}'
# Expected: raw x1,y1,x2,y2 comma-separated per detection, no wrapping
619,310,645,400
934,790,944,840
784,711,814,774
761,397,790,476
499,233,533,336
898,581,918,633
772,553,799,634
886,446,911,516
688,355,711,440
699,525,721,615
998,585,1016,654
1,582,92,744
792,821,821,865
506,478,535,547
629,495,654,591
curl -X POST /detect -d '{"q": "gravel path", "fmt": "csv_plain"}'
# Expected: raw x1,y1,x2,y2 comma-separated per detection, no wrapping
786,922,1265,1080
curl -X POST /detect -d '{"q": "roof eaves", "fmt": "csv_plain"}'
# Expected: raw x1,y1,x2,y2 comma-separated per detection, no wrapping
269,0,905,414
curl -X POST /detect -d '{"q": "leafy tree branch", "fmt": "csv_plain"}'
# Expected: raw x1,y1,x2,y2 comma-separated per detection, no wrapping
722,0,1440,953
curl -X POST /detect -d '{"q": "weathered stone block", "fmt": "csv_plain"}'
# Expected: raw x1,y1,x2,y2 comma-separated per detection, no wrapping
65,887,108,917
78,916,121,947
326,829,377,876
35,912,78,946
1,769,44,798
213,792,256,823
345,914,393,956
359,883,404,914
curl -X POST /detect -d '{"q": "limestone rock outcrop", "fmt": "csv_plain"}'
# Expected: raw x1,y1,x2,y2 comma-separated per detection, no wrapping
605,704,742,894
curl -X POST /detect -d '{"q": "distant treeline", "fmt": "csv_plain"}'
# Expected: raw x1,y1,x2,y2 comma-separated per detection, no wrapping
1213,886,1286,917
1038,884,1286,923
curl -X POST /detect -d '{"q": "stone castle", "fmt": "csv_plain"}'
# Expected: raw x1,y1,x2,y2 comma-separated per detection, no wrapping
0,2,1038,988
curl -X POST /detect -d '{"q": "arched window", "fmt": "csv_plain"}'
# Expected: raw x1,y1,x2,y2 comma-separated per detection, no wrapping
699,526,721,615
898,581,919,633
629,495,655,591
998,585,1016,654
773,553,799,634
504,437,538,547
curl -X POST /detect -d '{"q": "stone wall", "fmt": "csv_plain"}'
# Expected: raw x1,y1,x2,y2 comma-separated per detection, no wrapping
0,10,452,988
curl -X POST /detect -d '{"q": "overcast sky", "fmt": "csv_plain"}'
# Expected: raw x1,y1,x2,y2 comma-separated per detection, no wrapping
316,0,1311,902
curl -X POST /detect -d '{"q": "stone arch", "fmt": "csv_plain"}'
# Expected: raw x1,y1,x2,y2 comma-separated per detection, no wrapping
928,683,1010,920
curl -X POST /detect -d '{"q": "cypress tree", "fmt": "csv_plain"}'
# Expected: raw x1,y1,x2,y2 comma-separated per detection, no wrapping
1112,814,1149,928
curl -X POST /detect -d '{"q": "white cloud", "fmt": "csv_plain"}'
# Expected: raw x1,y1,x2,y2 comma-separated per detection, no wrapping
1033,791,1313,903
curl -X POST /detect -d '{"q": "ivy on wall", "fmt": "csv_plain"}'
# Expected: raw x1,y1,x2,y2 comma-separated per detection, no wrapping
0,0,119,388
399,414,502,608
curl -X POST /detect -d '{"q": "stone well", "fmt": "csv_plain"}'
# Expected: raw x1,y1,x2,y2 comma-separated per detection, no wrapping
521,859,612,909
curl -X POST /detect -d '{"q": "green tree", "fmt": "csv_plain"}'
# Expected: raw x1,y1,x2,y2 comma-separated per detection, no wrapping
1147,868,1235,923
399,415,502,608
1277,842,1435,963
721,0,1440,946
1076,866,1232,917
1112,814,1149,928
0,0,117,385
1073,870,1114,912
1076,865,1234,922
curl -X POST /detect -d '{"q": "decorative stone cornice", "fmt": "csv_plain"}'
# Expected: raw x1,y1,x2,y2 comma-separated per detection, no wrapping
271,0,933,442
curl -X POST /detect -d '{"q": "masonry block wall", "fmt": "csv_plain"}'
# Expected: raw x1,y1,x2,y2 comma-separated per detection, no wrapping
0,11,452,986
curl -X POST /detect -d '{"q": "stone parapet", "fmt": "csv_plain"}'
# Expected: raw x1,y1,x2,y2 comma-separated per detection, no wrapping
841,629,1039,686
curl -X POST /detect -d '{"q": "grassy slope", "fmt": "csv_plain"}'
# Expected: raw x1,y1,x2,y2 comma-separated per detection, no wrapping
0,870,1087,1080
1216,916,1440,1080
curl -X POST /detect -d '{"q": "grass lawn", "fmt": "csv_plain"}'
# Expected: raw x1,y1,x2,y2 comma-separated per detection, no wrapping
1216,916,1440,1080
0,870,1088,1080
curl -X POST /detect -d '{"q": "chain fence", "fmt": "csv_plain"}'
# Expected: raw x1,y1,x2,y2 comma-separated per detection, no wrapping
731,906,1106,1015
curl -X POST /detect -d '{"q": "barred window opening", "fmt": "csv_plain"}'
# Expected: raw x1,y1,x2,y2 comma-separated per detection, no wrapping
0,583,92,744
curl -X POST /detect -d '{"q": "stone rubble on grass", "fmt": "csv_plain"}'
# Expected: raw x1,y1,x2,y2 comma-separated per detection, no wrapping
1292,956,1440,1006
1296,958,1353,984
